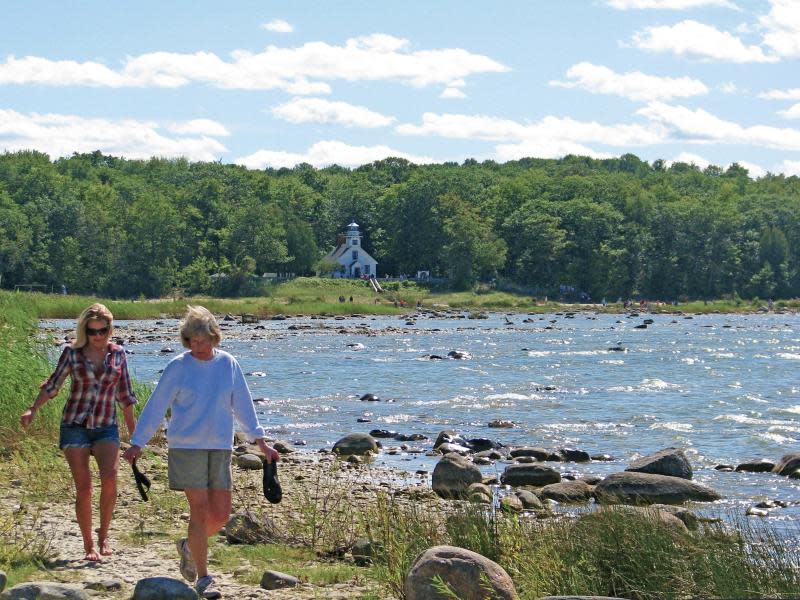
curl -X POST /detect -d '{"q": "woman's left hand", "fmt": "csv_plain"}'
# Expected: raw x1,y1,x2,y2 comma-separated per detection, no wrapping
257,438,279,463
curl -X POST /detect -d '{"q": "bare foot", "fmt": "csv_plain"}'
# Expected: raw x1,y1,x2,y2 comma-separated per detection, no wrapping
98,537,113,556
84,547,103,562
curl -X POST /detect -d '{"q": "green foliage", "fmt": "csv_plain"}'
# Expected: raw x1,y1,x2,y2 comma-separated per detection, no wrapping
2,151,800,299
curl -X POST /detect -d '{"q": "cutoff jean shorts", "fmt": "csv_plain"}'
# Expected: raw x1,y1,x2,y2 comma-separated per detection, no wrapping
59,423,120,450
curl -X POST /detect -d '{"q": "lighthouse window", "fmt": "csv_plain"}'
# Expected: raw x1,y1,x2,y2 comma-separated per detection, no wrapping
351,238,358,245
352,250,358,260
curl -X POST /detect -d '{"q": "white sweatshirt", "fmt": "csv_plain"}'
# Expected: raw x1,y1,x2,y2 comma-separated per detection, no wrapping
130,349,266,450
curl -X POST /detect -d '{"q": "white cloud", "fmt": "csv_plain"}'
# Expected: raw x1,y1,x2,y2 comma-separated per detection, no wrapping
778,103,800,119
759,0,800,58
631,20,777,62
166,118,230,137
235,140,433,169
720,82,738,94
607,0,739,10
272,98,395,128
781,159,800,176
260,19,293,33
760,88,800,100
550,62,708,101
0,109,227,161
637,101,800,150
441,86,466,99
495,140,611,162
0,35,508,94
668,153,767,178
396,112,663,146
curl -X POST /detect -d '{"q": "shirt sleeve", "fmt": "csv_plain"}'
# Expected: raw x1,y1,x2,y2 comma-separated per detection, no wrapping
129,359,180,448
114,351,138,408
230,357,266,441
40,347,72,396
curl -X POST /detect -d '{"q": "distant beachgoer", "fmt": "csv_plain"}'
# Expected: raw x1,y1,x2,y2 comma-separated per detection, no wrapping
20,303,137,562
123,306,278,599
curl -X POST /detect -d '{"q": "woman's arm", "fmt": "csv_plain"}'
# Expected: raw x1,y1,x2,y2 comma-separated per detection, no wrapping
19,388,57,427
121,403,136,440
21,347,71,428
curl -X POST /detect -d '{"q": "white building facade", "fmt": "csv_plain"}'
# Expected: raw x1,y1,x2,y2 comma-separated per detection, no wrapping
324,222,378,278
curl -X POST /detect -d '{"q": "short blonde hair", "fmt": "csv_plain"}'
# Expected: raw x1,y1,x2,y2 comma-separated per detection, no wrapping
179,305,221,349
73,303,113,349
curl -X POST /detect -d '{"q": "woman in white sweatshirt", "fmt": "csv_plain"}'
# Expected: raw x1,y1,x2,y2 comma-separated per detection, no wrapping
122,306,278,600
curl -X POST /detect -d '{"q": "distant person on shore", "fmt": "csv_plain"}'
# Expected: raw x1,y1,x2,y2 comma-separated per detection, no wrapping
20,303,137,562
122,305,278,600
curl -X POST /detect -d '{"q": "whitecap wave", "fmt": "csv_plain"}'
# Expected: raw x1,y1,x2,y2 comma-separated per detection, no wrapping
608,378,680,392
756,432,796,444
650,422,694,432
600,359,624,365
485,393,531,401
777,353,800,360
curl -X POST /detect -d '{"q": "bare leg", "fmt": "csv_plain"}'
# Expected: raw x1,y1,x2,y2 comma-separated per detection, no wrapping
64,448,101,561
184,489,231,579
93,441,120,556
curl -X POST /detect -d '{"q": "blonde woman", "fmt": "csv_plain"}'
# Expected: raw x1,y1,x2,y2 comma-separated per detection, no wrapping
123,306,278,600
20,303,138,562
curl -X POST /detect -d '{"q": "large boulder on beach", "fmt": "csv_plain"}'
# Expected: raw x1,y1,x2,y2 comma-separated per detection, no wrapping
404,545,518,600
132,578,196,600
224,512,276,544
432,454,482,498
333,433,378,455
595,472,722,505
626,447,692,479
0,582,89,600
501,464,561,487
773,453,800,476
540,480,594,503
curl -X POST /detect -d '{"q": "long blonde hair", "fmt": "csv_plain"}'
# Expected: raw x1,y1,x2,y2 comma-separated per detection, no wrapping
73,303,114,349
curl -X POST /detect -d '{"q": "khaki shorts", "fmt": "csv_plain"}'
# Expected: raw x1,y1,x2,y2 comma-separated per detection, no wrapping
168,449,233,491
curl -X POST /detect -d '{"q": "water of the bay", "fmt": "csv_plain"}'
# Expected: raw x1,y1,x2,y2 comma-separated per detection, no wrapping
43,311,800,527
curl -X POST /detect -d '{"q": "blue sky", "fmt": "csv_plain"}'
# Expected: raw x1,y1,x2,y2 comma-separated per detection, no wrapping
2,0,799,176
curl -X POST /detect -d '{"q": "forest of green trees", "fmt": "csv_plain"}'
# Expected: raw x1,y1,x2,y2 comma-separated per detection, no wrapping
1,149,799,300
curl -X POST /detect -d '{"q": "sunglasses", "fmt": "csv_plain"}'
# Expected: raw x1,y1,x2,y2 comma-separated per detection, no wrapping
86,326,110,336
131,461,151,502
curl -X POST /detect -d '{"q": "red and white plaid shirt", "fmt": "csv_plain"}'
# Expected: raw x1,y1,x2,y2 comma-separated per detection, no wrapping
41,343,137,429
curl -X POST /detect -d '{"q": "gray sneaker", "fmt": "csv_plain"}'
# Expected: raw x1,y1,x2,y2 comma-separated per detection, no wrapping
196,575,222,599
176,538,197,582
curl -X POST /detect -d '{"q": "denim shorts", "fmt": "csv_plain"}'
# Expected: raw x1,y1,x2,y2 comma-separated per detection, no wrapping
59,423,120,449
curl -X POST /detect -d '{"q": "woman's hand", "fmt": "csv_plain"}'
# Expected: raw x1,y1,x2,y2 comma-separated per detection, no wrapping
257,438,279,464
122,444,142,465
20,408,36,428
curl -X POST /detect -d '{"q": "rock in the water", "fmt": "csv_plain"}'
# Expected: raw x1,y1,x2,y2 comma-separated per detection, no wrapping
488,419,514,428
561,448,591,463
132,578,196,600
773,452,800,476
260,570,300,590
224,512,276,544
432,454,482,499
272,440,295,454
360,393,380,402
539,480,594,503
735,459,775,473
436,442,471,456
404,545,518,600
234,453,263,469
433,430,468,449
0,582,89,600
447,350,472,359
595,472,722,505
626,447,693,479
332,433,379,455
509,447,549,461
501,464,561,487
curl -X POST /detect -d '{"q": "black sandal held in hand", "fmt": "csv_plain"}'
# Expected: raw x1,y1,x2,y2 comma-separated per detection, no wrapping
131,461,151,502
262,460,282,504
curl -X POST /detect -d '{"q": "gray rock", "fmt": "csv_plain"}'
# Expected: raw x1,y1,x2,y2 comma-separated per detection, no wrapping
432,454,482,499
773,452,800,476
0,582,89,600
509,447,549,460
260,570,300,590
735,459,775,473
433,430,468,449
595,472,722,505
650,504,699,530
224,512,276,544
515,489,544,510
351,538,382,566
600,505,688,532
436,442,471,456
234,453,263,469
332,433,379,455
500,495,523,512
501,464,561,487
467,482,493,503
560,448,591,463
626,447,693,479
83,580,122,592
131,578,196,600
272,440,295,454
539,480,594,503
404,545,518,600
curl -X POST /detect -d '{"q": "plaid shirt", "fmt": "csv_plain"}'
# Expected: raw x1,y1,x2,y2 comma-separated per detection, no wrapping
41,343,137,429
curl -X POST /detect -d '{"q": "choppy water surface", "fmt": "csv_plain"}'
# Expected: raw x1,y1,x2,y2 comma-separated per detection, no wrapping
44,312,800,524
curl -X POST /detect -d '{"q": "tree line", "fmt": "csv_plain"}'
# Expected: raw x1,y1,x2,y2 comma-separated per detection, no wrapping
1,149,798,300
